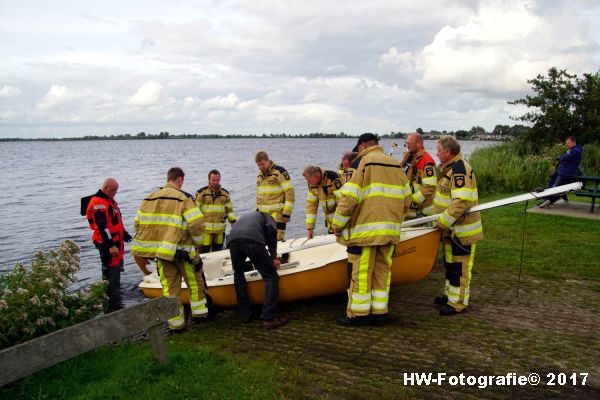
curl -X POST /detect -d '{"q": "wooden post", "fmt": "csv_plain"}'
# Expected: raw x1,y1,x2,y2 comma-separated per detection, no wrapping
147,324,169,365
0,296,178,387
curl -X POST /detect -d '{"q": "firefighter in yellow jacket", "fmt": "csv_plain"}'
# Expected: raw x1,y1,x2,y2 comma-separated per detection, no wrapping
400,132,437,219
131,167,208,330
434,136,483,316
255,150,295,241
338,151,358,184
195,169,236,253
302,165,343,239
332,133,410,327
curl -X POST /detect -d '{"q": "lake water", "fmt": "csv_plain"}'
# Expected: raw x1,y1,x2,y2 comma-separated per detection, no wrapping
0,138,498,306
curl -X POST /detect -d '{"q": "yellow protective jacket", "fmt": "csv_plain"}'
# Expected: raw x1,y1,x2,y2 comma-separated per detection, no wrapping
131,183,205,261
332,146,410,247
400,149,438,217
434,154,483,244
338,167,356,184
306,168,343,230
194,185,236,233
256,162,295,217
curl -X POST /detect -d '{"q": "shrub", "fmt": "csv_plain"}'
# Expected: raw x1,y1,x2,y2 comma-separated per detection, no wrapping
0,240,107,350
469,142,552,195
581,143,600,175
470,142,600,196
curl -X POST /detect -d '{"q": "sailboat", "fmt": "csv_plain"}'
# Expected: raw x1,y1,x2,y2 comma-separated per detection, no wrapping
138,183,581,307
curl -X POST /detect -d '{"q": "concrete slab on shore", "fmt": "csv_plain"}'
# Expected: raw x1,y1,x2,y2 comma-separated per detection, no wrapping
528,200,600,221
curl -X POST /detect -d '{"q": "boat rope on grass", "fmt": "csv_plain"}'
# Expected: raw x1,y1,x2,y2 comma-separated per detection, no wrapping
517,199,530,298
515,187,554,298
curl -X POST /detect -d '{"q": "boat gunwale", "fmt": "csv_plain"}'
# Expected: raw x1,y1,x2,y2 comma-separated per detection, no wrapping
138,227,438,290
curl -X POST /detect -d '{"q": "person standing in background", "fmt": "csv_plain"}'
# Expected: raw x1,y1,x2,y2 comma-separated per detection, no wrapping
255,150,295,241
399,132,437,219
195,169,236,253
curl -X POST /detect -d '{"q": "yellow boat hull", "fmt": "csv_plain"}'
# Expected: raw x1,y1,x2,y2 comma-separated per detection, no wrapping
139,229,440,307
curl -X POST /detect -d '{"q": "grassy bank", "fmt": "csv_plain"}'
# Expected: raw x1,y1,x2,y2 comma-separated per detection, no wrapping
3,198,600,399
470,141,600,196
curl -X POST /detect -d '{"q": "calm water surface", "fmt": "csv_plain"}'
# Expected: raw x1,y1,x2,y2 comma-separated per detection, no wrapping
0,138,498,305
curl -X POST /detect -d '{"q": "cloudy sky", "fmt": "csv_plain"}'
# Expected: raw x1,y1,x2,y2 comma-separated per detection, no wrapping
1,0,599,138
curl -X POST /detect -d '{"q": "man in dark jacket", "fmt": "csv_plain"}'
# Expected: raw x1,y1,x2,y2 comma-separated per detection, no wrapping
540,136,584,207
227,211,288,330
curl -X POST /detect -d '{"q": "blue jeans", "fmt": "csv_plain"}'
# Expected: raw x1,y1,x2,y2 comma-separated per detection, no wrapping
545,174,577,204
229,239,279,321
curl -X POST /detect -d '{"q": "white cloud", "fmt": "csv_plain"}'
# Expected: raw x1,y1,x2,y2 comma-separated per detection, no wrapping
416,0,598,93
201,93,240,109
128,81,165,107
36,85,71,110
1,0,599,138
378,47,419,71
0,85,22,98
182,96,199,108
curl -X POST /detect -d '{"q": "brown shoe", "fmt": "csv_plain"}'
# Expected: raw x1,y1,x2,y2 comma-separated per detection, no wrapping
262,315,289,330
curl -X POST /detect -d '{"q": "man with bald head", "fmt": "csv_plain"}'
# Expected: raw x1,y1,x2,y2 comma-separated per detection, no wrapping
86,178,132,313
400,132,437,219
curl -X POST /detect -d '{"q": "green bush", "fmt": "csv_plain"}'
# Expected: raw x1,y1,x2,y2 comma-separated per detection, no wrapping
581,143,600,175
469,142,552,195
0,240,107,350
470,142,600,195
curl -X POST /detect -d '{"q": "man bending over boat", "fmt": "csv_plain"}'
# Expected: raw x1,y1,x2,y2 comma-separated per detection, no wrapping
227,211,289,330
131,167,209,331
400,132,437,219
332,133,410,327
434,136,483,316
302,165,343,239
255,150,295,241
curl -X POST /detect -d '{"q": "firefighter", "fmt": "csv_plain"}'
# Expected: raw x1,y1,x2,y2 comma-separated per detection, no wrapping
302,165,343,239
399,132,437,219
131,167,208,330
86,178,132,313
255,150,295,241
332,133,410,327
195,169,236,253
338,151,358,184
434,135,483,316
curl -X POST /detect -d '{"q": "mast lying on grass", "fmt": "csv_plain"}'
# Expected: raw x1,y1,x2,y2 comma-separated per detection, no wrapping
277,182,583,254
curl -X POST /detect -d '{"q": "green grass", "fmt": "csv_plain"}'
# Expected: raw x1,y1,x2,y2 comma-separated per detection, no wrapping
2,340,294,400
3,196,600,399
476,194,600,279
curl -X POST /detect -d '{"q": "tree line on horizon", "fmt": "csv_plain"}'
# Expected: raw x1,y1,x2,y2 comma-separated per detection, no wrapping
0,125,524,142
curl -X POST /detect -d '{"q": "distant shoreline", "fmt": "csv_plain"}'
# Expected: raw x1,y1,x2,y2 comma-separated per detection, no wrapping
0,133,509,142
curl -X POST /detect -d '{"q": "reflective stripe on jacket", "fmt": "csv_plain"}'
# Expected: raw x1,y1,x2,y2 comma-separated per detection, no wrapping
332,146,410,246
306,168,343,230
338,167,356,184
195,185,236,233
132,183,204,261
86,190,125,267
400,149,437,217
256,162,295,217
433,154,483,244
